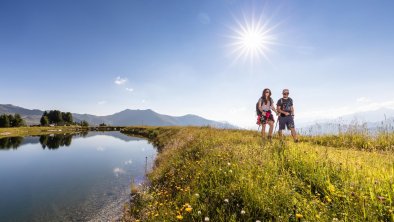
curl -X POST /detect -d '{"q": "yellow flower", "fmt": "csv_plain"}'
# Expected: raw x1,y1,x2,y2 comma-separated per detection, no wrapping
176,215,183,220
328,183,336,193
296,214,303,219
185,207,192,212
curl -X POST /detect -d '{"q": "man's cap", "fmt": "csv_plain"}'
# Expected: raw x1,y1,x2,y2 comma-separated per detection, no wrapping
282,89,289,94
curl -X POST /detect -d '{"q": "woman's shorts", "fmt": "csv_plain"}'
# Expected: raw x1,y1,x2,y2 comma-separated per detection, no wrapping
261,112,275,125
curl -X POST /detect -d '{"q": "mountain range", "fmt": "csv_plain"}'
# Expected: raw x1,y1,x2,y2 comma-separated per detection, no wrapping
0,104,236,128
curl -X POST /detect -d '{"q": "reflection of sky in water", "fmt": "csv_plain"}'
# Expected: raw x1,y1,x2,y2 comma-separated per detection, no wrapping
0,132,156,222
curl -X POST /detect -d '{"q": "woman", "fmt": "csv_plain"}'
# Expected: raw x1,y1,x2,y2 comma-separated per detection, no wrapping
258,88,278,140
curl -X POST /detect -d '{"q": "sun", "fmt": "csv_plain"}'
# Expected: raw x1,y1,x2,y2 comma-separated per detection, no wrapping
228,14,278,64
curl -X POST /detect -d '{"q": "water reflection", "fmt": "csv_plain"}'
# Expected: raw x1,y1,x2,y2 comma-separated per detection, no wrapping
0,137,23,149
0,131,156,222
0,131,140,150
39,134,73,149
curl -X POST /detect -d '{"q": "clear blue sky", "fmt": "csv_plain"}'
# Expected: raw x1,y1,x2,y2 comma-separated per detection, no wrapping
1,0,394,128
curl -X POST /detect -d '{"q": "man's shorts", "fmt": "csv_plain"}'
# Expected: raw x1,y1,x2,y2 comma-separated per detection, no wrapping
279,115,295,130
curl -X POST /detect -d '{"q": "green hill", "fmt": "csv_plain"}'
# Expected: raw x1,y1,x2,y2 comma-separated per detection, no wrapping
121,127,394,221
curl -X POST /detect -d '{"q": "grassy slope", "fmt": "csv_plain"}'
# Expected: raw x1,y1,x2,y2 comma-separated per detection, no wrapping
0,126,88,138
121,126,394,222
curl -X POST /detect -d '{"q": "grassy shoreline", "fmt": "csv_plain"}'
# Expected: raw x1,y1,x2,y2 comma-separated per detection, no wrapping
121,126,394,222
0,126,89,138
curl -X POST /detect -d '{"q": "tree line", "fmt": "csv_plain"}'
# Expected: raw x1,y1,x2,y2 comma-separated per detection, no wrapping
0,114,26,128
40,110,89,126
0,110,90,128
40,110,73,126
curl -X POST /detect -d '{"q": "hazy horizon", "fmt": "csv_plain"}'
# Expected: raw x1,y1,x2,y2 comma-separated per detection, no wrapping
1,0,394,128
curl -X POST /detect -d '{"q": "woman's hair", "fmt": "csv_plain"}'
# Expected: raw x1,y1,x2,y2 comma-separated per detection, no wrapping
262,88,272,105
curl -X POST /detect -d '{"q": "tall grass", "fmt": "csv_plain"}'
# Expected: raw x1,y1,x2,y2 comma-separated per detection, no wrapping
299,121,394,151
121,127,394,221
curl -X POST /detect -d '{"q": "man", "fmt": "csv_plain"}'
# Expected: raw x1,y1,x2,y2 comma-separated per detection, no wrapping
276,89,298,142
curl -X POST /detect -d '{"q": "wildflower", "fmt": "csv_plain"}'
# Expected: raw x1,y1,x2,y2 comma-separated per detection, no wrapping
256,220,261,222
205,216,210,221
186,207,192,212
198,210,202,215
332,218,339,221
195,193,200,198
241,210,246,215
228,162,231,166
176,215,183,220
296,214,303,219
229,170,233,173
224,198,229,203
328,183,336,193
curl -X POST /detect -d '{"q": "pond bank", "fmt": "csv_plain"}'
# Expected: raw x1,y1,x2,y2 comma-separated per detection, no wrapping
0,126,88,138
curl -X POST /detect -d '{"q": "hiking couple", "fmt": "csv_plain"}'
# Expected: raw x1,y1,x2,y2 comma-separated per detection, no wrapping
256,88,298,142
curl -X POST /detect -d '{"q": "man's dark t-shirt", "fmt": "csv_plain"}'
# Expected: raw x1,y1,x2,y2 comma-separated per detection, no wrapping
277,98,293,117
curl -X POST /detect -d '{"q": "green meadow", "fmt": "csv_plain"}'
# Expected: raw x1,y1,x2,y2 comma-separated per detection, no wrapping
0,126,88,138
121,127,394,222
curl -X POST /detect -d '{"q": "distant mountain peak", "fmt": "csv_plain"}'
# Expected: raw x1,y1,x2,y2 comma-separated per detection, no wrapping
0,104,238,128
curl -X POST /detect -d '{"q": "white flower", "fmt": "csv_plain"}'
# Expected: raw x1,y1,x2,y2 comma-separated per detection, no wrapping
229,170,233,173
256,220,261,222
224,198,229,203
205,216,210,221
227,162,231,166
195,193,200,198
198,211,201,215
241,210,246,215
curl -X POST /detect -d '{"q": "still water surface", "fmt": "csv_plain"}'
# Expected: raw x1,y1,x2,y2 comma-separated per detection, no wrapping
0,131,156,222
